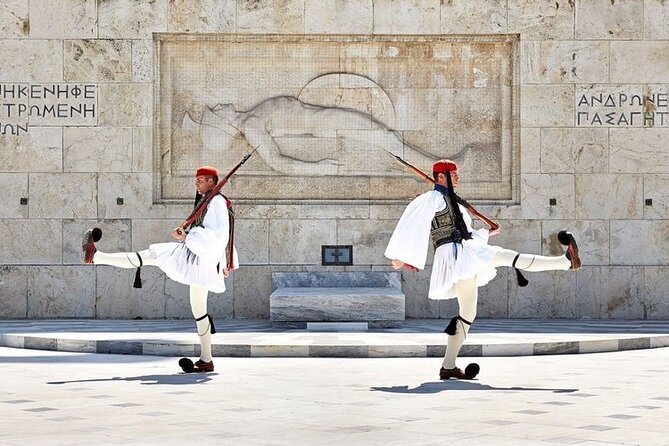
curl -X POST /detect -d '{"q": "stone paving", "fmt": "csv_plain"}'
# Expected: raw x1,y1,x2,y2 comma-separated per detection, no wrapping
1,345,669,445
1,319,669,358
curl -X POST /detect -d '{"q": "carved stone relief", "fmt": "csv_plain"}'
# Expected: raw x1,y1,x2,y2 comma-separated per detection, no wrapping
155,34,519,203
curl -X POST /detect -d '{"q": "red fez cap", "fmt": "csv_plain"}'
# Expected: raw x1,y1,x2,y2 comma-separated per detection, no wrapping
432,159,458,173
195,166,219,177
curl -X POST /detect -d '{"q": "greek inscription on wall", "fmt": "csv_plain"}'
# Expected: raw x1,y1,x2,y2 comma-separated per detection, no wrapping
0,83,97,135
576,85,669,127
155,34,519,203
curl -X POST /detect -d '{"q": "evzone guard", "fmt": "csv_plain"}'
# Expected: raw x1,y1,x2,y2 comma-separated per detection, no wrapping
82,157,252,373
385,159,581,380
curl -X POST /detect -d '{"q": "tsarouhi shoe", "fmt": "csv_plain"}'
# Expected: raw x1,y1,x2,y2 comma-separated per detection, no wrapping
439,366,478,380
193,360,214,373
82,228,102,264
557,230,581,270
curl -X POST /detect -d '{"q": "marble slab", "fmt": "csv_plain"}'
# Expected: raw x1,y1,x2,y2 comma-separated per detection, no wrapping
270,287,405,323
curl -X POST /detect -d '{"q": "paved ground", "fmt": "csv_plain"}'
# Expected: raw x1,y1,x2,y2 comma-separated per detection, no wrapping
2,319,669,357
1,345,669,445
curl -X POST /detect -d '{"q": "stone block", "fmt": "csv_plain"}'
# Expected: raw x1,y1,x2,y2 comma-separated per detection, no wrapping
234,219,269,265
643,175,669,219
64,40,132,82
575,174,643,220
29,0,96,39
520,85,574,127
517,174,575,220
0,127,62,172
0,266,27,318
132,127,153,172
610,129,669,173
575,0,643,39
370,204,405,221
131,40,153,83
98,83,152,126
541,128,608,174
508,270,577,318
611,41,669,83
168,0,235,33
98,173,168,219
233,265,272,319
0,40,62,81
541,220,610,266
237,0,304,32
95,266,166,319
0,173,28,218
575,266,644,319
336,219,397,265
534,341,578,355
610,220,669,265
644,0,669,39
0,219,62,264
27,266,95,318
522,41,608,84
269,219,337,264
300,204,370,220
305,0,373,34
508,0,574,39
29,173,97,219
644,267,669,319
271,287,404,323
98,0,167,39
64,127,132,172
270,271,404,324
130,219,174,251
0,0,29,38
521,128,541,174
62,219,131,264
234,204,301,220
272,271,400,289
491,219,542,255
374,0,440,34
440,0,506,33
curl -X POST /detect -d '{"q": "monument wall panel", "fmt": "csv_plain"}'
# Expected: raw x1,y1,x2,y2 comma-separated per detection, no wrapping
1,1,668,320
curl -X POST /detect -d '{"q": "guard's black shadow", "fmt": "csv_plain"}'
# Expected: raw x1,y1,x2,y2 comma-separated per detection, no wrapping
371,381,578,394
47,372,217,386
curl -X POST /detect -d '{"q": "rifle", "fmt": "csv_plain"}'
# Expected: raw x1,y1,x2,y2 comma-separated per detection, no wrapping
176,146,258,234
384,150,500,232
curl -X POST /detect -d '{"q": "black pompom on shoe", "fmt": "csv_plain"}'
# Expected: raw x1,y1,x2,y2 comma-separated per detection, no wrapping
464,363,480,379
178,357,195,373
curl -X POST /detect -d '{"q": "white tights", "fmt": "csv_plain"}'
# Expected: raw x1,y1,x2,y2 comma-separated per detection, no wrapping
442,248,570,369
94,250,213,363
93,249,156,268
190,286,212,363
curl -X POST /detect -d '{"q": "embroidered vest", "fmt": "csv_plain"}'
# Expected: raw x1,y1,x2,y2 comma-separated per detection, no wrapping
430,192,465,249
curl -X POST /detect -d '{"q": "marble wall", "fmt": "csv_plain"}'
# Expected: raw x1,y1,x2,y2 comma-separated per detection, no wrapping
1,0,668,320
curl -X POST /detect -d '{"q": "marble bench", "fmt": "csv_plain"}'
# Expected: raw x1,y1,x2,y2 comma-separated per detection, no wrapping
269,271,405,328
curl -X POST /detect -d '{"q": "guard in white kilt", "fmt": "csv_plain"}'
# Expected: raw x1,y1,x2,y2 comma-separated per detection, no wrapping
385,159,581,380
82,166,239,373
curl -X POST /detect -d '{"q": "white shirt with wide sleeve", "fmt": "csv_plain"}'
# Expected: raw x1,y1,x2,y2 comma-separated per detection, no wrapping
385,190,501,300
150,194,238,293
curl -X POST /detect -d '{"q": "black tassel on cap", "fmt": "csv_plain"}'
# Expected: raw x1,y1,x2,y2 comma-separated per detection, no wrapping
133,252,143,289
